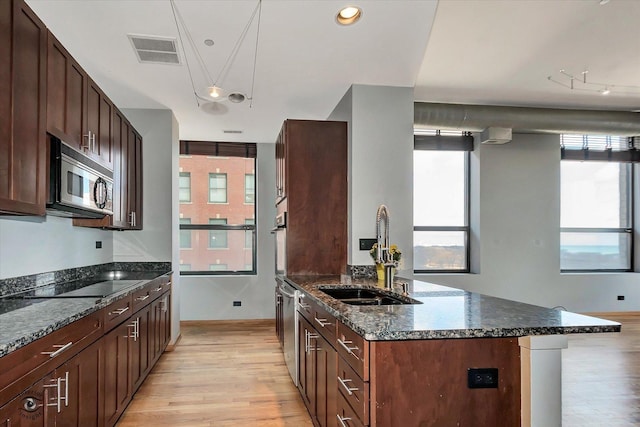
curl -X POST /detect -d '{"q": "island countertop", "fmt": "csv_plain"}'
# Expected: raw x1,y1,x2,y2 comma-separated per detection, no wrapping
284,275,621,341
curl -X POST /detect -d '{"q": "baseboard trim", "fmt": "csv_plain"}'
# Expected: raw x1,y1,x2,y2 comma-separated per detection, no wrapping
180,318,275,327
165,333,182,351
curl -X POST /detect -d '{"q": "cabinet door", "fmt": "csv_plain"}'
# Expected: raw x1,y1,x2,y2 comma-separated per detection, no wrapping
275,127,286,204
103,323,132,427
0,372,56,427
298,316,316,418
46,32,87,150
132,306,150,392
126,128,143,230
160,293,171,351
86,79,113,169
316,335,337,427
0,0,47,215
55,339,103,427
110,110,128,228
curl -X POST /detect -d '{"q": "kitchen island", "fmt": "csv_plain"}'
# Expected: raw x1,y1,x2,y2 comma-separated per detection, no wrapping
283,274,620,427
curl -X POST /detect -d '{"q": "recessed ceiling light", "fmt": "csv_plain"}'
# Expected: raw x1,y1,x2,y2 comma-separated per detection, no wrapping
599,0,610,5
336,6,362,25
228,93,246,103
204,39,214,46
600,88,611,95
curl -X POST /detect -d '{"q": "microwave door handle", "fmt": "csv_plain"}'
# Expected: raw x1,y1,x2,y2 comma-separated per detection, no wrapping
94,177,107,209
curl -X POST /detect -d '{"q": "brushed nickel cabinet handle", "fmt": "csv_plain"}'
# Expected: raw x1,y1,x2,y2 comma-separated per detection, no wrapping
109,306,129,316
337,414,352,427
41,342,73,358
337,338,360,360
338,376,359,396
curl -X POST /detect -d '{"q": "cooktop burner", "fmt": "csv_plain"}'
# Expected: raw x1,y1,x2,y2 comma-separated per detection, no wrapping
21,280,144,298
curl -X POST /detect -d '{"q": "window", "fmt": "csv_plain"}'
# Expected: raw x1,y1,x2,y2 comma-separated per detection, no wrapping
178,141,257,275
209,173,227,203
413,132,471,273
179,172,191,202
245,174,255,204
179,218,191,248
561,161,632,271
209,218,228,248
245,218,255,248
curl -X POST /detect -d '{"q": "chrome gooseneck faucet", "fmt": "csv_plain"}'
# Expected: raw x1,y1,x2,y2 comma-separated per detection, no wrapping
376,204,395,289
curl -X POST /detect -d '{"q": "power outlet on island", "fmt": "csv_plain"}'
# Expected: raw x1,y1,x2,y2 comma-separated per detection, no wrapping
467,368,499,389
618,295,625,301
233,301,242,307
95,241,102,249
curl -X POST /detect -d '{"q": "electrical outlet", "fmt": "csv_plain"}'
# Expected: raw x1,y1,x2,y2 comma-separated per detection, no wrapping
618,295,625,301
359,238,377,251
95,241,102,249
233,301,242,307
467,368,499,389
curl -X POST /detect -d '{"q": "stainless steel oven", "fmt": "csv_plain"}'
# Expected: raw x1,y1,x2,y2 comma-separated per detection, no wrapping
47,135,113,218
274,212,286,275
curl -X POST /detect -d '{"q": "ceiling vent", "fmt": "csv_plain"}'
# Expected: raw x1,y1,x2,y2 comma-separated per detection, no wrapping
479,127,512,144
128,35,180,65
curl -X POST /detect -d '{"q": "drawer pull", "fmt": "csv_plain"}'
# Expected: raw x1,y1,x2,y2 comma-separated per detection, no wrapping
153,286,163,292
135,294,150,301
337,414,352,427
41,341,73,358
109,306,129,316
299,302,310,310
305,331,319,352
314,317,331,328
338,376,359,395
337,338,360,360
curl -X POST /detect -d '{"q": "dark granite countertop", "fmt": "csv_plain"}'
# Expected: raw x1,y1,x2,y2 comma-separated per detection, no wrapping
284,275,621,341
0,266,171,358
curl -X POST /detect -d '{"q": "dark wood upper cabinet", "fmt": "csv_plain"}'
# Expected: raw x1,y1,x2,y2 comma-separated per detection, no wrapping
0,0,47,216
277,119,348,275
73,108,142,230
46,31,114,171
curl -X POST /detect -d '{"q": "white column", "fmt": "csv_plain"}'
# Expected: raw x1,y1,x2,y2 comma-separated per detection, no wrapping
519,335,568,427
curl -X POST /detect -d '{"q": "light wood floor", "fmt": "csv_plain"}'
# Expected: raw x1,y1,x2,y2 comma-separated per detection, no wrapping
116,320,313,427
117,315,639,426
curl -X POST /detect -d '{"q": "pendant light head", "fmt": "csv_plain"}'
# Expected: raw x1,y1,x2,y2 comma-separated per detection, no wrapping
208,86,223,99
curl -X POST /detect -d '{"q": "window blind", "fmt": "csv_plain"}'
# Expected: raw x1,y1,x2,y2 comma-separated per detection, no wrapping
561,134,639,162
180,140,257,158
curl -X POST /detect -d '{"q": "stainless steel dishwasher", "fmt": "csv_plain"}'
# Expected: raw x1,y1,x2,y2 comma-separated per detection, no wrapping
279,279,299,386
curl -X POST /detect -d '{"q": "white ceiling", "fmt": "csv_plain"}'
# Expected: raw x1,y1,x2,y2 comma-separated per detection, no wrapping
26,0,640,143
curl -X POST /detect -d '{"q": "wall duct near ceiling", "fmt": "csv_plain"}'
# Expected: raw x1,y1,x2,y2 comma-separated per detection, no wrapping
414,102,640,136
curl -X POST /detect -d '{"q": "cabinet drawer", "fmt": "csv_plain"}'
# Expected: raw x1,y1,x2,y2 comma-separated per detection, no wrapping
336,392,366,427
0,310,102,405
297,292,313,321
103,295,133,332
313,304,337,344
148,277,170,301
131,285,152,312
337,355,369,424
337,322,369,381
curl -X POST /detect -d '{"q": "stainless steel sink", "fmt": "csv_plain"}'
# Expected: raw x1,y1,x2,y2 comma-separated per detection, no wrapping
319,287,421,306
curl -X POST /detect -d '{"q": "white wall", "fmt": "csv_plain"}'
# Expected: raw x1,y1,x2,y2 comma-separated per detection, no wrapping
329,85,640,313
0,215,113,279
329,85,415,276
116,108,179,341
179,143,276,320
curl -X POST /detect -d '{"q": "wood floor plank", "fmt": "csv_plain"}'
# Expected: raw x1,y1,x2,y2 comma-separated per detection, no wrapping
117,315,640,426
116,320,313,427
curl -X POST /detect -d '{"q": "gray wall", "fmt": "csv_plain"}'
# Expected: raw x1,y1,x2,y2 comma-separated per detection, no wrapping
116,108,179,342
179,143,277,320
0,215,112,279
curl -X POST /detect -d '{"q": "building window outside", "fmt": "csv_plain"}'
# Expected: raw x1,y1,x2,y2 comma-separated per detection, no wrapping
209,173,228,203
561,161,633,271
245,174,255,204
413,148,470,273
180,218,191,249
209,218,228,248
179,172,191,202
179,143,257,275
245,218,255,248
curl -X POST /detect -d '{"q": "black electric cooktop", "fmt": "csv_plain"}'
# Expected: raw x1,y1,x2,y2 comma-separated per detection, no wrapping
19,280,144,298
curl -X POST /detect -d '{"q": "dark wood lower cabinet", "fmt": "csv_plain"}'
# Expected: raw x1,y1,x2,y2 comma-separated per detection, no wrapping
103,322,132,427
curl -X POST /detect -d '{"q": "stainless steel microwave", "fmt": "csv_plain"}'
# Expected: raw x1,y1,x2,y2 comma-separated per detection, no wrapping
47,136,114,219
